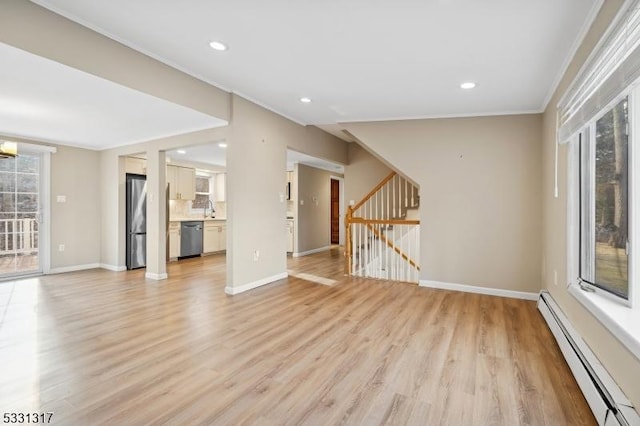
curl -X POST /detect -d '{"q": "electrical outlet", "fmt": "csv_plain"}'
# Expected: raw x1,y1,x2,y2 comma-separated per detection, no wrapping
553,270,558,286
253,249,260,262
58,244,65,252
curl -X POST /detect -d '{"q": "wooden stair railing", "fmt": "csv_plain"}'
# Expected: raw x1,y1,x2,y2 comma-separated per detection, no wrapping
365,222,420,271
351,171,397,212
345,171,420,280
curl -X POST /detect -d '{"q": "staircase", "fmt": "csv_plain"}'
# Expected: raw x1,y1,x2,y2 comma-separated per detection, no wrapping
345,172,420,283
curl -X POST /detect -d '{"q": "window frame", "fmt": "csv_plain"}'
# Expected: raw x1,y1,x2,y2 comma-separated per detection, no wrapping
566,86,640,360
576,98,632,303
629,87,640,309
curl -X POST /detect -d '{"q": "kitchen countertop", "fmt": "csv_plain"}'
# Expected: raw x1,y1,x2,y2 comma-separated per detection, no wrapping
170,217,227,222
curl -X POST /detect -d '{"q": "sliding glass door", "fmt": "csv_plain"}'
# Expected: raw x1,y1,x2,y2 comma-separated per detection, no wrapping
0,152,42,277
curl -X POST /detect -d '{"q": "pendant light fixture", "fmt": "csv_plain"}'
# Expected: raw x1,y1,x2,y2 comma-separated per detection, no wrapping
0,141,17,158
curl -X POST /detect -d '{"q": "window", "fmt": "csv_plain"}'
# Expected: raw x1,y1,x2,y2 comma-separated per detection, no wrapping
567,87,640,361
191,175,212,210
560,0,640,361
579,97,629,300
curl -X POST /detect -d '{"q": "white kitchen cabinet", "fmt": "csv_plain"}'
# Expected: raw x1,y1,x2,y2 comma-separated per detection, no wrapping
167,165,178,199
203,222,226,253
287,219,294,253
125,157,146,175
214,173,226,202
203,223,218,253
178,167,196,200
167,165,196,200
168,222,180,259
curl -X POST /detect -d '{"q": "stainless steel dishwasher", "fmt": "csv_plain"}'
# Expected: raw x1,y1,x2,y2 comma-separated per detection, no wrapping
180,221,203,258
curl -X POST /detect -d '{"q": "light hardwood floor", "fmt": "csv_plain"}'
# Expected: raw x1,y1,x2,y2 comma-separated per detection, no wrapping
0,248,594,425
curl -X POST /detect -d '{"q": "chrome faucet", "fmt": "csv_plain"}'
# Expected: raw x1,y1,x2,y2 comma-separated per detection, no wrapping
204,199,215,218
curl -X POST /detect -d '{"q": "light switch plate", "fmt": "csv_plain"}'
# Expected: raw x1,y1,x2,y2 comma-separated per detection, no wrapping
56,195,66,203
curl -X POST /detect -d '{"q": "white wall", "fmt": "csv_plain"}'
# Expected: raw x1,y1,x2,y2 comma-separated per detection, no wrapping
344,114,543,294
296,164,341,254
50,145,101,269
226,95,348,293
344,143,393,206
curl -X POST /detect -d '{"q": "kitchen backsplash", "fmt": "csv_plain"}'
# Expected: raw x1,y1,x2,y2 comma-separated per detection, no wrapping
170,199,226,219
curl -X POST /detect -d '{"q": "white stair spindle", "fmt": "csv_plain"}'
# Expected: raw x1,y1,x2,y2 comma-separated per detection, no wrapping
387,181,390,220
353,224,362,276
352,224,355,275
393,175,396,218
416,225,420,281
361,224,364,276
402,224,406,282
404,179,408,212
374,192,377,221
406,227,410,282
384,182,388,220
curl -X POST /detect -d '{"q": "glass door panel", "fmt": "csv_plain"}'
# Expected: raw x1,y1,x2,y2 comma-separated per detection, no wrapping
0,153,41,277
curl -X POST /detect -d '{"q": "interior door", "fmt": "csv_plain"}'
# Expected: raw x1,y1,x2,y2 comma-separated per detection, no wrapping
0,153,42,277
331,179,340,244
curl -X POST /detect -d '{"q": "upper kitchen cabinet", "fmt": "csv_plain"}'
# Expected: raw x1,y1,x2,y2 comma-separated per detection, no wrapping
167,165,196,200
178,167,196,200
125,157,146,175
214,172,226,202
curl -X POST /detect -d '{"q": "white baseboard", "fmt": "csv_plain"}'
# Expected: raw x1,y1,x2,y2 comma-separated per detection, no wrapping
145,272,168,280
292,245,333,258
47,263,100,274
419,279,539,301
225,272,288,295
100,263,127,272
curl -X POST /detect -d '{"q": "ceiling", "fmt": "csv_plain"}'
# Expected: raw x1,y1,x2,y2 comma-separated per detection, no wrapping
0,42,226,149
166,143,227,168
32,0,600,127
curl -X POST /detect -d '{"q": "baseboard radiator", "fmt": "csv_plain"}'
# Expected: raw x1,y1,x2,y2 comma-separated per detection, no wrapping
538,291,640,426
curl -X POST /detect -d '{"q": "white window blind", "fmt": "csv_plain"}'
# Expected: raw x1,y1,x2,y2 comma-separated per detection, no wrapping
558,0,640,143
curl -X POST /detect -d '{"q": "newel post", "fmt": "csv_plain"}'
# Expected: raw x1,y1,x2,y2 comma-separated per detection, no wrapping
345,206,353,275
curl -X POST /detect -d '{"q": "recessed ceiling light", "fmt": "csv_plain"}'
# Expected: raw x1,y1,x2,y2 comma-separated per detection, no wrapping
299,97,312,103
460,82,476,89
209,41,228,51
218,142,227,148
177,149,186,154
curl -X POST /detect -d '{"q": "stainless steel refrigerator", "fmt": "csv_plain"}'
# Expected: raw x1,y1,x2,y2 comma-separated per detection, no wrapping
126,174,147,269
